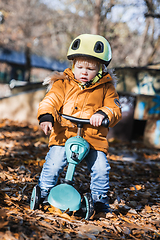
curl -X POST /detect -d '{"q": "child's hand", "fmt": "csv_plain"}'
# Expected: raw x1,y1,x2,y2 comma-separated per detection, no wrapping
90,113,105,127
40,122,52,135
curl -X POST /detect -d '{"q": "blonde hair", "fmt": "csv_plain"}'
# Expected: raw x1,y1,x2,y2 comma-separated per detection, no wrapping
73,57,100,68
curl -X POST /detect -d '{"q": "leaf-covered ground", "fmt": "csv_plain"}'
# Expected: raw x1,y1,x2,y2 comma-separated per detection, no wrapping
0,119,160,239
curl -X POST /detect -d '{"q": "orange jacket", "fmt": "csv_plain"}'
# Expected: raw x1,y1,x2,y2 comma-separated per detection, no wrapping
37,68,122,154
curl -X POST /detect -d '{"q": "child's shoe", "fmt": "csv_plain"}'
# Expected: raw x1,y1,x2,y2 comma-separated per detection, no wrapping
94,202,111,214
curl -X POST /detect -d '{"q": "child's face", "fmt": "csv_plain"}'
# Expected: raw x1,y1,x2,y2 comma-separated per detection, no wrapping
74,59,99,83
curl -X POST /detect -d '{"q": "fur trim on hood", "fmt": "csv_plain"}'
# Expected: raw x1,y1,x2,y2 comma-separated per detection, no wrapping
43,71,67,92
102,65,117,87
107,69,118,87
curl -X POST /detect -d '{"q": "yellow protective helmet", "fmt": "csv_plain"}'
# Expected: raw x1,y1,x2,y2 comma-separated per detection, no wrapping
67,34,112,66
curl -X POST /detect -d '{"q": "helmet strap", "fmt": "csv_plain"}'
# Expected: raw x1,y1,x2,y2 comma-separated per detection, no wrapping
92,64,103,84
72,63,75,74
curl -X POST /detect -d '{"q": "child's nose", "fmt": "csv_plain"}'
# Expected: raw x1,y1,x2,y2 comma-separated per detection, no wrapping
82,69,88,74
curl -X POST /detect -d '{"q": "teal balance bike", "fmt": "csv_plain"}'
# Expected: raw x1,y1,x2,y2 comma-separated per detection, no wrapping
30,114,109,220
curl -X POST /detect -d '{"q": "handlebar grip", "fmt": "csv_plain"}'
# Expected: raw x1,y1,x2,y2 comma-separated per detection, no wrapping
60,113,109,128
101,118,109,128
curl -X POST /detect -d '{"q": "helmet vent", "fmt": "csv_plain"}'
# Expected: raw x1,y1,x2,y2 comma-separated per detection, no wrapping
94,41,104,53
71,39,80,50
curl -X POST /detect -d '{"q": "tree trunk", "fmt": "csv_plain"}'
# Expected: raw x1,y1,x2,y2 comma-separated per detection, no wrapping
25,44,31,82
136,18,150,66
147,36,160,64
91,0,102,35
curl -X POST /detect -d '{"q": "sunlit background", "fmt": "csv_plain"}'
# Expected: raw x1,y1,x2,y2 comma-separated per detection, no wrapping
0,0,160,68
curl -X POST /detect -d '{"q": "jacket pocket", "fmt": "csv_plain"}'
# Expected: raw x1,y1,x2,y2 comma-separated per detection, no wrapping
97,126,108,138
84,125,108,138
85,126,98,136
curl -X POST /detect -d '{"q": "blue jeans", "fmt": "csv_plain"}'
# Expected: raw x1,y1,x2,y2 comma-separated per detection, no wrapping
38,145,110,204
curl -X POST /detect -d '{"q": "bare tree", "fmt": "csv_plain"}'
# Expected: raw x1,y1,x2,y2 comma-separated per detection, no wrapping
0,0,61,81
132,0,160,65
144,0,160,65
91,0,115,35
91,0,102,34
0,0,159,69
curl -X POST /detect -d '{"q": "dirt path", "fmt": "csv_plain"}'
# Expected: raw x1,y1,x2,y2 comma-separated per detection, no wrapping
0,119,160,239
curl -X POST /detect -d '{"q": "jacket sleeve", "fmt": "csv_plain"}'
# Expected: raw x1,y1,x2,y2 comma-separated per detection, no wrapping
37,80,65,120
39,113,54,126
97,82,122,128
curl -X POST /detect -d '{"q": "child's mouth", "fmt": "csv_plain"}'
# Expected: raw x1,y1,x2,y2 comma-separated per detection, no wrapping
81,77,88,82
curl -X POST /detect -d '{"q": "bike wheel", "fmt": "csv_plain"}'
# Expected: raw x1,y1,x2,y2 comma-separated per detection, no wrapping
30,185,41,210
80,193,94,220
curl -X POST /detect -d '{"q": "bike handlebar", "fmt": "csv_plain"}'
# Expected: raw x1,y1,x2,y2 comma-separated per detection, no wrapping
60,113,109,128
